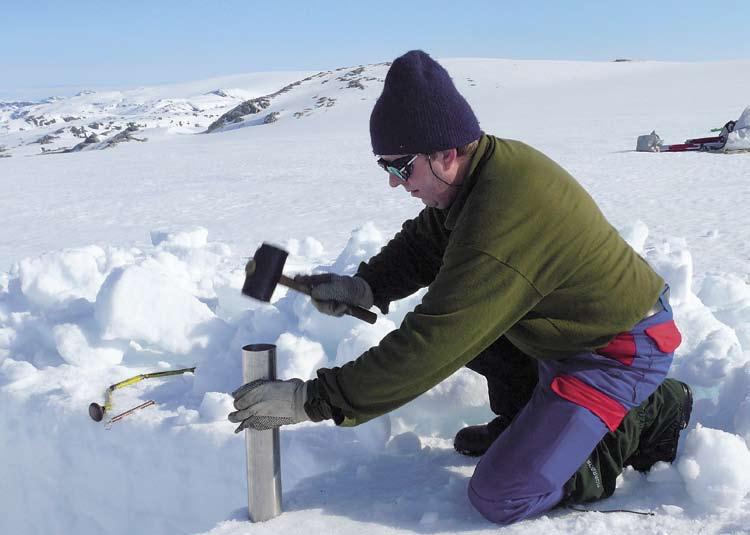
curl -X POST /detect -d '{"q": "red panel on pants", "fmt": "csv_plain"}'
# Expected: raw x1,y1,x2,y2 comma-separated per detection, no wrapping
597,332,636,366
550,375,627,432
644,320,682,353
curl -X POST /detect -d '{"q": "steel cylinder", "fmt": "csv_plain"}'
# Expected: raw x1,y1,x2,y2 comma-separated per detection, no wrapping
242,343,282,522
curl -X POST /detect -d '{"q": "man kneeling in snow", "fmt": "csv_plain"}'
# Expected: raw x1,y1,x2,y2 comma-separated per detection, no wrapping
228,50,693,525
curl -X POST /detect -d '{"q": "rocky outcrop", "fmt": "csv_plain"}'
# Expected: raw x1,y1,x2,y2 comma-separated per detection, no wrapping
70,126,87,138
33,134,58,145
23,114,57,127
204,70,334,133
100,125,146,149
315,96,336,108
205,97,271,132
66,133,101,152
208,89,232,98
263,112,280,124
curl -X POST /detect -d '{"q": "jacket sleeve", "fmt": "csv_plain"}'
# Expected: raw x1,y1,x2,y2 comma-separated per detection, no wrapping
355,208,449,314
311,243,543,426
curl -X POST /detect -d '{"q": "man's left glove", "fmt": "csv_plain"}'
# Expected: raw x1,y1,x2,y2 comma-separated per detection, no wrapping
228,378,309,433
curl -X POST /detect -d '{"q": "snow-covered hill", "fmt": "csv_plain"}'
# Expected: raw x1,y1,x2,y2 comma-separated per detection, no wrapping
0,66,392,156
1,58,750,535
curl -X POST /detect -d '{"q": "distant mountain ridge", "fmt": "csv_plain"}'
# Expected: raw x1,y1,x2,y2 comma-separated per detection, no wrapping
0,63,389,157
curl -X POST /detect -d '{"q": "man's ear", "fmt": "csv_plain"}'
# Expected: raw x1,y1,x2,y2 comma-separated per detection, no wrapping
434,148,458,170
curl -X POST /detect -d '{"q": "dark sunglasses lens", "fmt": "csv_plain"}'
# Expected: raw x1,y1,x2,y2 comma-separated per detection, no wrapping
387,166,406,181
377,155,415,181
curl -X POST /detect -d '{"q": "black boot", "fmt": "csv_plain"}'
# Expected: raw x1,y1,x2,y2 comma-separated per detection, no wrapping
454,414,513,456
626,379,693,472
562,379,694,504
458,337,538,457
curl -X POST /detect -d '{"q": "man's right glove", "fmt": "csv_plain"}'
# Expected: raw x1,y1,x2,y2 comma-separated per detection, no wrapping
293,273,374,317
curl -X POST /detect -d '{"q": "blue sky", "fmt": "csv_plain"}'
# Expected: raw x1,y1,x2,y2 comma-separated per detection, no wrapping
2,0,748,100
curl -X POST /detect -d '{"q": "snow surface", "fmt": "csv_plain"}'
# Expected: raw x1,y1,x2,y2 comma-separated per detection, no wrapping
1,58,750,535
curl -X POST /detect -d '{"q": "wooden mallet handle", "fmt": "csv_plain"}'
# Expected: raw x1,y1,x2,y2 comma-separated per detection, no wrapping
278,274,377,324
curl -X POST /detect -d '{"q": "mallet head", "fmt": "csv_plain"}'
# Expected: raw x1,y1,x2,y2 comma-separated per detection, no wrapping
242,243,289,302
89,402,106,422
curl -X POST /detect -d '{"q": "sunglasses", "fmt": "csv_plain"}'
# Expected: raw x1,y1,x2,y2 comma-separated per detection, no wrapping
376,154,418,182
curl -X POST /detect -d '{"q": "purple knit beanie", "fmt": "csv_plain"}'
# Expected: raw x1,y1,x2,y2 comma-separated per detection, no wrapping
370,50,481,155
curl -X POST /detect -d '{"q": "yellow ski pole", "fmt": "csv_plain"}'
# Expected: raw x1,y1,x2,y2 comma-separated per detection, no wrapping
89,367,196,422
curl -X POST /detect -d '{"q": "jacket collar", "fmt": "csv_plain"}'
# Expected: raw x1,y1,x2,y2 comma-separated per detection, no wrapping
444,134,494,230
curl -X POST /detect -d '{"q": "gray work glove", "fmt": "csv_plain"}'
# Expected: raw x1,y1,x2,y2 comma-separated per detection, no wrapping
293,273,374,317
228,378,309,433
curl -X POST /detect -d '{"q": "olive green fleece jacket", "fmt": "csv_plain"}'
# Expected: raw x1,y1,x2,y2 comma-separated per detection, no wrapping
306,135,664,427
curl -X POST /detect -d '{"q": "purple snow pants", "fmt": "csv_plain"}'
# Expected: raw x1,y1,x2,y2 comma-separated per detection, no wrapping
468,287,681,524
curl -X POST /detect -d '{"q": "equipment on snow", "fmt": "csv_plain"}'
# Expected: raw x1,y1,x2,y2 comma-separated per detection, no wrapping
242,242,377,324
242,344,282,522
636,131,663,152
105,400,156,429
635,106,750,153
88,367,196,425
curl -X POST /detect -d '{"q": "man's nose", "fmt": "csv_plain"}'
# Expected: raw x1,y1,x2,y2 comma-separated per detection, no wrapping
388,174,403,188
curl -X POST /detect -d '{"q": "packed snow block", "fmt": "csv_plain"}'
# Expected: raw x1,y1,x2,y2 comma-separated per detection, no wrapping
198,391,234,422
737,396,750,449
351,413,392,453
647,238,693,305
678,424,750,510
141,250,217,300
330,222,384,274
0,358,38,386
388,368,493,437
144,227,232,302
647,239,748,389
0,326,14,363
150,227,209,249
15,246,108,308
245,304,287,341
668,291,745,388
699,273,750,348
699,272,750,309
292,291,365,357
618,220,649,256
683,328,745,386
387,431,422,455
335,320,398,367
275,332,326,380
716,363,750,447
52,323,123,368
285,236,325,259
212,267,253,320
94,265,225,355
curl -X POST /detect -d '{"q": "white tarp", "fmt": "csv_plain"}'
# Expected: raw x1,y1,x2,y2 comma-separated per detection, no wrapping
724,106,750,152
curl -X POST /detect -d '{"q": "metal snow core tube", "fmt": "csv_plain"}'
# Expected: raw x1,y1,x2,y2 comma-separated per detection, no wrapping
242,343,282,522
